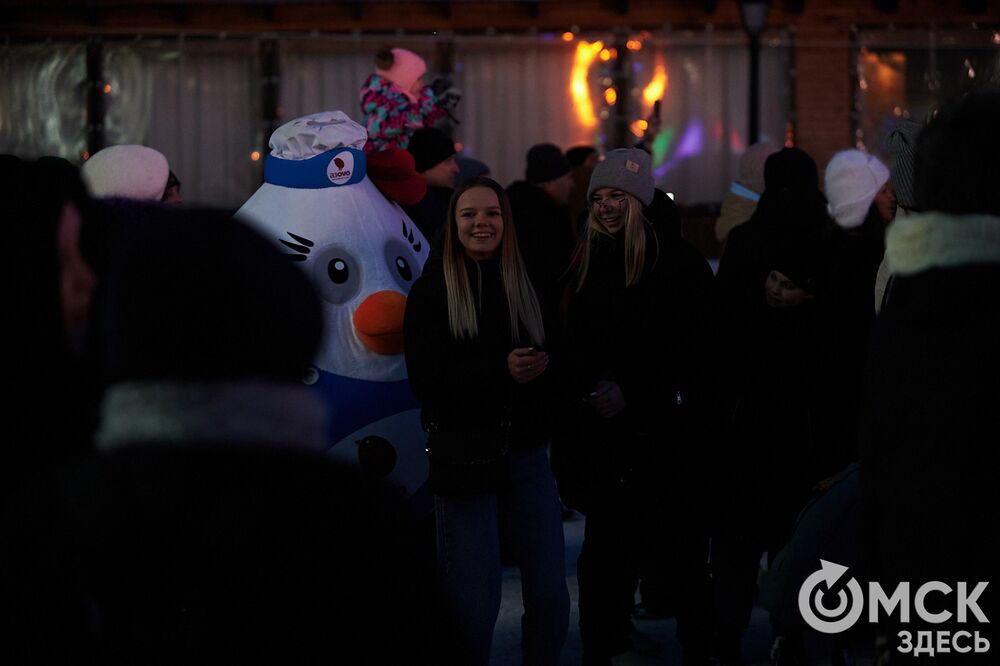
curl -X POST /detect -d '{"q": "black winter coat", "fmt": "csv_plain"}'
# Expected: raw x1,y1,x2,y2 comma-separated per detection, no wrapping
554,219,719,508
861,212,1000,645
403,256,553,449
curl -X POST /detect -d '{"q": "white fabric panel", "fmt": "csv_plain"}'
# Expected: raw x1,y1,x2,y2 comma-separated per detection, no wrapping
103,39,262,209
635,35,791,204
2,34,789,208
0,42,88,160
452,41,589,188
278,40,372,127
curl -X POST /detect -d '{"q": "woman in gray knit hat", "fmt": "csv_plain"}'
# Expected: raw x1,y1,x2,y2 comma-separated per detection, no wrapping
552,147,719,664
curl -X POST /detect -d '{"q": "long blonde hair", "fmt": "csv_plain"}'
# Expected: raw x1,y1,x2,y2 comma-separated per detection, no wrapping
442,177,545,346
575,192,653,290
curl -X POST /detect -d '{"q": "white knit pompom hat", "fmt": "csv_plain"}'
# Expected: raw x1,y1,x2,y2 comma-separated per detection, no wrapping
81,145,170,201
824,149,890,229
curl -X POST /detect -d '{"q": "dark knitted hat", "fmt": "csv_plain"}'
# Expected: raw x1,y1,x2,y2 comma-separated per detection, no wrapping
525,143,571,184
94,202,322,383
407,127,456,173
764,147,819,194
566,145,598,168
455,155,490,187
887,119,921,211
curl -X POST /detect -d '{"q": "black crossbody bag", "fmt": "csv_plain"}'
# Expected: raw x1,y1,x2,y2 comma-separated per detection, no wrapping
424,414,511,496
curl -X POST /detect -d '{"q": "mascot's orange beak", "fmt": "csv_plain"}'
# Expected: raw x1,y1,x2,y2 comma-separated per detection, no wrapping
352,290,407,356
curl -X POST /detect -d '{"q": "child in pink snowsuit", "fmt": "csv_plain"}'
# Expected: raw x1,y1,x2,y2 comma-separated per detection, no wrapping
360,48,446,153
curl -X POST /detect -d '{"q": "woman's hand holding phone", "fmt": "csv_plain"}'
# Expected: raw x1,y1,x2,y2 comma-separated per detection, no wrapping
508,347,549,384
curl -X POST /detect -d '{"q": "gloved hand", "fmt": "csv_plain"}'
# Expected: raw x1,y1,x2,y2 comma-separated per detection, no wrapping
439,88,462,112
429,75,453,97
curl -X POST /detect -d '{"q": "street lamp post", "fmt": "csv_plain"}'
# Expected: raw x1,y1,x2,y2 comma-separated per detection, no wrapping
739,1,770,145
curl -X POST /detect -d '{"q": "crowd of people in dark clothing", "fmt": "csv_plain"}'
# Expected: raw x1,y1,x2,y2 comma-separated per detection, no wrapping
1,42,998,666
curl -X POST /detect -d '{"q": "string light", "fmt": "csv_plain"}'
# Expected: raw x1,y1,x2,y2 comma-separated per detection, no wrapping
571,40,604,128
600,49,611,61
629,119,648,137
562,31,574,42
103,83,112,94
642,65,668,106
604,87,617,105
855,49,868,151
626,39,642,52
251,151,261,161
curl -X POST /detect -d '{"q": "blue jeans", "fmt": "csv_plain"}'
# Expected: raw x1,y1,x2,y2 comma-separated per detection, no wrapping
435,446,570,666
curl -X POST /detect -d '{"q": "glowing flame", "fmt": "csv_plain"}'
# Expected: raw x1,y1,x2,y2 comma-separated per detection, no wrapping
604,87,617,105
571,40,604,128
600,49,611,61
643,65,668,107
562,32,575,42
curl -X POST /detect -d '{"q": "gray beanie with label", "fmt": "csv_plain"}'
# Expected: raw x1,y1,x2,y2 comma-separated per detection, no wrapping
587,147,655,206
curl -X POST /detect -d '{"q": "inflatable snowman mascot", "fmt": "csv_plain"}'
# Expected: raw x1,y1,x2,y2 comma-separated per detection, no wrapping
237,111,431,507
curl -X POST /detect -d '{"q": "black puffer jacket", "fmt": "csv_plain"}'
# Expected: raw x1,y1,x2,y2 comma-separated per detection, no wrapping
566,221,717,430
403,256,553,449
554,218,719,507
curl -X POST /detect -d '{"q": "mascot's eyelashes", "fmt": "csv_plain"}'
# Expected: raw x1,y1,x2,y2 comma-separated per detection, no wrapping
401,219,422,253
281,231,315,262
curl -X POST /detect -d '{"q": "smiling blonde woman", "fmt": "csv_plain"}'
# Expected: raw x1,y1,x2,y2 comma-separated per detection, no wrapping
556,148,720,664
403,177,569,665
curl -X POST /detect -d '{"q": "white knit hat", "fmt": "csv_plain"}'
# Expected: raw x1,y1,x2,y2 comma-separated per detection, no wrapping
824,149,890,229
81,145,170,201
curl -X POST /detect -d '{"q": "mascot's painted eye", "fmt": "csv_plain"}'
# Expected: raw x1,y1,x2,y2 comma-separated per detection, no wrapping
311,244,362,304
383,239,420,291
329,258,350,283
395,256,412,281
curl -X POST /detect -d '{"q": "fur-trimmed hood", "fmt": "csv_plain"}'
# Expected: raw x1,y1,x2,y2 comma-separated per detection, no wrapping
96,381,327,452
886,211,1000,277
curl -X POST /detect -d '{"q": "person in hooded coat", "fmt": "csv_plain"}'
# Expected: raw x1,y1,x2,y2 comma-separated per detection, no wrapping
862,89,1000,664
716,146,828,327
2,155,101,508
1,203,431,665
